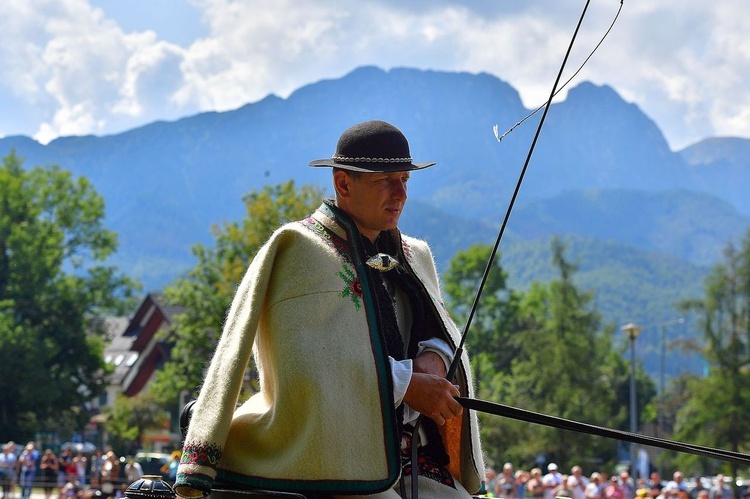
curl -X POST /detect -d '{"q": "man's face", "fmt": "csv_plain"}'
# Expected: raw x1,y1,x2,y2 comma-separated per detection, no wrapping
337,170,410,241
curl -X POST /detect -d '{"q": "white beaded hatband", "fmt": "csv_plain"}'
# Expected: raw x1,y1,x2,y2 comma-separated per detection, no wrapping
333,156,413,163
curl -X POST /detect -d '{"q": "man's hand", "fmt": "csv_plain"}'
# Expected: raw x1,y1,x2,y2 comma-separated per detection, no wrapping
403,351,463,425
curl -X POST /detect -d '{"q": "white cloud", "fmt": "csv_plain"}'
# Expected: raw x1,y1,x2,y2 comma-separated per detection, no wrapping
571,0,750,148
114,38,186,117
174,0,347,110
0,0,192,143
0,0,748,148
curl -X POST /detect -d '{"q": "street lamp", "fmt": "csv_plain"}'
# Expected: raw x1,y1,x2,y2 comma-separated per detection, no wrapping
659,318,684,438
621,322,643,480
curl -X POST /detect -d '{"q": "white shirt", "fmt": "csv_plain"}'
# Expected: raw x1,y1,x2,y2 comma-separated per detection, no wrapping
543,472,564,499
568,474,589,499
387,278,454,425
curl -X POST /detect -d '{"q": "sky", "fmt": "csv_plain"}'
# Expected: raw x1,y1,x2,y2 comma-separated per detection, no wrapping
1,0,748,150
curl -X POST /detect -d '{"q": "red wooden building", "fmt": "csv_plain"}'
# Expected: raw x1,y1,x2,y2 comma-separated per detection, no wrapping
87,293,186,451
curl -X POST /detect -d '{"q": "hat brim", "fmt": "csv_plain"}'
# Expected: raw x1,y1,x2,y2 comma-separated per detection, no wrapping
309,159,435,172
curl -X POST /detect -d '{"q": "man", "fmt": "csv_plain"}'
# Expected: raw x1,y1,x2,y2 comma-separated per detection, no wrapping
647,473,663,499
175,120,484,498
90,450,105,485
663,472,688,499
542,464,563,499
585,473,602,499
124,458,144,485
568,466,589,499
4,442,18,499
709,475,734,499
620,472,634,499
691,478,709,499
496,463,515,498
18,442,39,499
0,444,18,499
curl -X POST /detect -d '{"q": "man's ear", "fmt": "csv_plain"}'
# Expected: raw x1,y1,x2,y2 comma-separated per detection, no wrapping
333,170,352,200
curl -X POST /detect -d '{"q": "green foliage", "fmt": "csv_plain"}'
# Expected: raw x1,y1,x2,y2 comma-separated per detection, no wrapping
503,239,617,467
502,235,707,382
443,243,521,376
105,393,170,455
150,181,325,403
672,230,750,478
445,238,657,470
0,151,136,442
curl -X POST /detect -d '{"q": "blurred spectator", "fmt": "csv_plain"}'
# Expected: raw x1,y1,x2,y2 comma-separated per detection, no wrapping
1,444,18,499
620,472,634,499
557,475,574,498
73,452,88,486
100,451,120,498
516,470,530,499
568,466,589,499
709,475,734,499
7,442,19,499
648,473,664,499
605,476,624,499
691,477,710,499
18,442,39,499
125,458,143,484
664,472,689,499
90,451,104,483
82,475,104,499
58,448,74,490
586,473,602,499
485,467,498,496
527,468,544,499
543,463,563,499
496,463,515,498
39,449,59,499
61,480,83,499
636,478,651,499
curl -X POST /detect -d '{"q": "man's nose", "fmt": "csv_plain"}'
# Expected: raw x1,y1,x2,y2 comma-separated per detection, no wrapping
392,179,407,199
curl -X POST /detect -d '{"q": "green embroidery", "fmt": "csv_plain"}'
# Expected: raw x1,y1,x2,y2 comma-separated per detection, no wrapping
338,263,362,310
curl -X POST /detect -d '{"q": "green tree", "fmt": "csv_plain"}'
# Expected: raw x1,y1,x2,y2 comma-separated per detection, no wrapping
675,231,750,478
105,393,170,455
0,151,136,442
454,238,652,469
443,244,521,376
443,244,524,470
506,239,619,466
150,181,325,403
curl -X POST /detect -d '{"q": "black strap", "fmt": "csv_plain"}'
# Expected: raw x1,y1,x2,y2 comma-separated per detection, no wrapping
456,397,750,465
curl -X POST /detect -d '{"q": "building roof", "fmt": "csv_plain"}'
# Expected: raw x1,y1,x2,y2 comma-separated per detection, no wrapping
96,293,186,397
99,316,135,386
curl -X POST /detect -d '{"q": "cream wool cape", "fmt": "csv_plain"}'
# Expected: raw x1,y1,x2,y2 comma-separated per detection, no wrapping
176,201,484,497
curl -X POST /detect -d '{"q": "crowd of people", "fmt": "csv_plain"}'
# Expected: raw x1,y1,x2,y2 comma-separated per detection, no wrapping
484,463,746,499
0,441,176,499
2,438,746,499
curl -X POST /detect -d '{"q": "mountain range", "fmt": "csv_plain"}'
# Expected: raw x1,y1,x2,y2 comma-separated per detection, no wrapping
2,66,749,380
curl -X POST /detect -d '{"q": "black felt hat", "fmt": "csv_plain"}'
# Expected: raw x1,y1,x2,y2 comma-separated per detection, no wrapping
309,120,436,172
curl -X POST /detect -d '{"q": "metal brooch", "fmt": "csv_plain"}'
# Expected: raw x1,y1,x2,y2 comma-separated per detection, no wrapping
366,253,399,272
